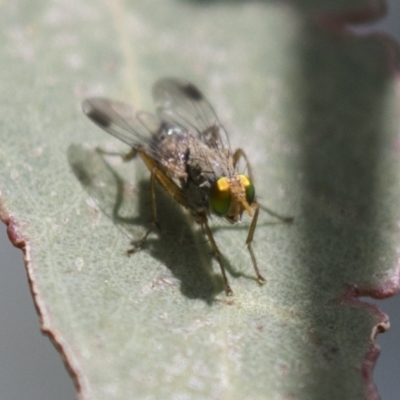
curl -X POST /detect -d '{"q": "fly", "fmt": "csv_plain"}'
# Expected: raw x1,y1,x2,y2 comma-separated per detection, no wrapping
82,78,292,295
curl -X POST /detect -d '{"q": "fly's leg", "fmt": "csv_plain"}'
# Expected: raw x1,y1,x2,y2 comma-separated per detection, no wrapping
233,148,294,223
128,151,191,254
127,168,159,255
245,202,266,284
122,148,138,162
232,148,254,181
138,151,190,208
202,221,233,296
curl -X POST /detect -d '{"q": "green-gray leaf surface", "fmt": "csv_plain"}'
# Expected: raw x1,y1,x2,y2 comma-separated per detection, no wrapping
1,0,399,399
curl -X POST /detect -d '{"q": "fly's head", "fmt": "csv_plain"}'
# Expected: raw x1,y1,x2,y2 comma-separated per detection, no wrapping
209,174,255,223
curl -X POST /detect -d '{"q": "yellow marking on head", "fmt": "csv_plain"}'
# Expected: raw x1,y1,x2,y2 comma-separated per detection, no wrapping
216,177,230,192
238,174,250,187
210,177,232,215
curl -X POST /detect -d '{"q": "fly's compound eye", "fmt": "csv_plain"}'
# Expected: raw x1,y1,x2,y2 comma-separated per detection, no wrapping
238,174,255,204
210,177,232,215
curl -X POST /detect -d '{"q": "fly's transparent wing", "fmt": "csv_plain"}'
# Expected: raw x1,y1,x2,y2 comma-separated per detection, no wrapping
82,98,160,151
82,97,191,177
152,78,230,151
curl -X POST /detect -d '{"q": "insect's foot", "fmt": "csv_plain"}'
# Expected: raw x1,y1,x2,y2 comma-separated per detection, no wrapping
257,276,267,285
126,246,140,256
225,285,234,296
127,240,145,256
127,228,153,256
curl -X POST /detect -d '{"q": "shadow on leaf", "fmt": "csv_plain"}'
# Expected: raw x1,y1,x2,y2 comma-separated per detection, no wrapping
66,144,252,302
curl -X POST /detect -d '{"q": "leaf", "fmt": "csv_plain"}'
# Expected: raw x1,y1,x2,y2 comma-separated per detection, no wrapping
0,0,399,399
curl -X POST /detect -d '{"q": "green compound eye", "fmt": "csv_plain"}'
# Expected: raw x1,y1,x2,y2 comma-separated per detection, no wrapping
238,174,255,204
210,177,232,215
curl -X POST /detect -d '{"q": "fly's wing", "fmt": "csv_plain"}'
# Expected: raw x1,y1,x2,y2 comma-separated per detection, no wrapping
152,78,231,153
82,97,161,161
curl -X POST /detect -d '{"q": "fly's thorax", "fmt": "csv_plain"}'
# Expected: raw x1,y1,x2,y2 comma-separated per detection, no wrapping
183,141,232,214
151,123,189,174
185,140,233,186
209,174,255,222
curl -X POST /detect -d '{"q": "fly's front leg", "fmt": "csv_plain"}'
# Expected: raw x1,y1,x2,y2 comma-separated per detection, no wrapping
127,168,159,255
202,221,233,296
245,202,266,285
233,148,294,223
233,148,254,181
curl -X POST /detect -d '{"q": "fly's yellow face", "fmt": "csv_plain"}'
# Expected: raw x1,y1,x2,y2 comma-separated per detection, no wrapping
209,174,255,222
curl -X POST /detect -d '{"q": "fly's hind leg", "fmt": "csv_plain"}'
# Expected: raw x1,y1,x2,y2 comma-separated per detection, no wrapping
245,202,266,285
128,151,191,255
127,168,159,255
202,220,233,296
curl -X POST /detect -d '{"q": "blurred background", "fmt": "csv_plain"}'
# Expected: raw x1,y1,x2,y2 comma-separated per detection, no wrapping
0,1,399,399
